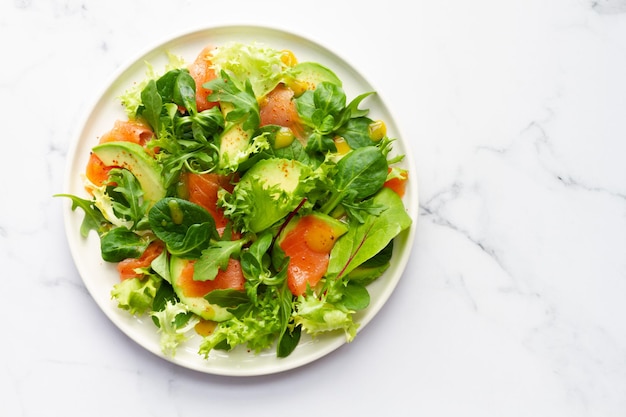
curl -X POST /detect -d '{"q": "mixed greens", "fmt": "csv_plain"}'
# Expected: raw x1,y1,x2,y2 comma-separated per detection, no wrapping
58,41,412,360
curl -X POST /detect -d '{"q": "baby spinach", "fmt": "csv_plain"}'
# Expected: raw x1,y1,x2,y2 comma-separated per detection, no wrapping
139,69,225,188
296,82,375,153
320,146,388,215
148,197,218,258
100,227,149,262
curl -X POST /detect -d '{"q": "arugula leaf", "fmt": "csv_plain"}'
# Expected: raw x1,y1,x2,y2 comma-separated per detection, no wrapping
335,91,374,127
206,70,260,131
193,239,245,281
107,168,148,227
54,194,107,237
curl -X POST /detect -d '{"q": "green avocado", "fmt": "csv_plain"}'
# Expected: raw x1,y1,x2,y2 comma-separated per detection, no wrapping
285,62,342,95
169,256,233,322
228,157,312,233
92,141,166,207
217,102,253,173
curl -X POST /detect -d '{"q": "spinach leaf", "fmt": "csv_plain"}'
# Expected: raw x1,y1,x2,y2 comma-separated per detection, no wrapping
148,197,218,258
100,227,149,262
277,324,301,358
172,70,197,114
321,146,388,215
205,288,250,307
295,83,375,154
336,117,374,149
140,79,162,135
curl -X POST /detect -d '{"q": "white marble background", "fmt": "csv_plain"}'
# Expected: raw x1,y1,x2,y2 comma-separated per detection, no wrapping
1,0,625,416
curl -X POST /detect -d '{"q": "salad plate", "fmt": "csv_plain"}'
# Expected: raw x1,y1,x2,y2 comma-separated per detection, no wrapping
61,24,418,376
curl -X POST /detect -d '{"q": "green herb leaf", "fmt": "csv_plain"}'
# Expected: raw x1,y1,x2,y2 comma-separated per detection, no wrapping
100,227,148,262
148,197,218,258
193,240,245,281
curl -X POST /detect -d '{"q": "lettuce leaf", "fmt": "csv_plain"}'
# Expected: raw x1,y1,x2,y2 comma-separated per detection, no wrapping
110,275,161,316
208,42,288,99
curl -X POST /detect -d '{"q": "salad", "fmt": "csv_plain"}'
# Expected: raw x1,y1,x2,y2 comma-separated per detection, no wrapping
58,41,412,360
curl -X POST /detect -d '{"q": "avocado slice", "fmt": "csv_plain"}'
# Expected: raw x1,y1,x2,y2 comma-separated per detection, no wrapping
217,102,253,173
92,141,166,207
285,62,342,95
169,256,233,322
226,157,312,233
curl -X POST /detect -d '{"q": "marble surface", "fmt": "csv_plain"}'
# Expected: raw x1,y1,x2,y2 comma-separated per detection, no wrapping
2,0,625,415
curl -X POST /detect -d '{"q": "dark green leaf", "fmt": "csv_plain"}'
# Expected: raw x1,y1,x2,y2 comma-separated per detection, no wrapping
336,117,374,149
277,325,301,358
108,168,147,226
205,288,250,307
100,227,148,262
148,197,218,258
173,70,197,114
140,80,162,134
334,146,388,201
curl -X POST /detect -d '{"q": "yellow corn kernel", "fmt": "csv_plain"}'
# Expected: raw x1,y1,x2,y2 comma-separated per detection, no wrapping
334,136,351,155
280,49,298,67
368,120,387,141
274,127,295,149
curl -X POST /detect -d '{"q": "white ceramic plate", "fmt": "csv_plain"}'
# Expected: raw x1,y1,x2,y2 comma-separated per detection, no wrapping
62,24,418,376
